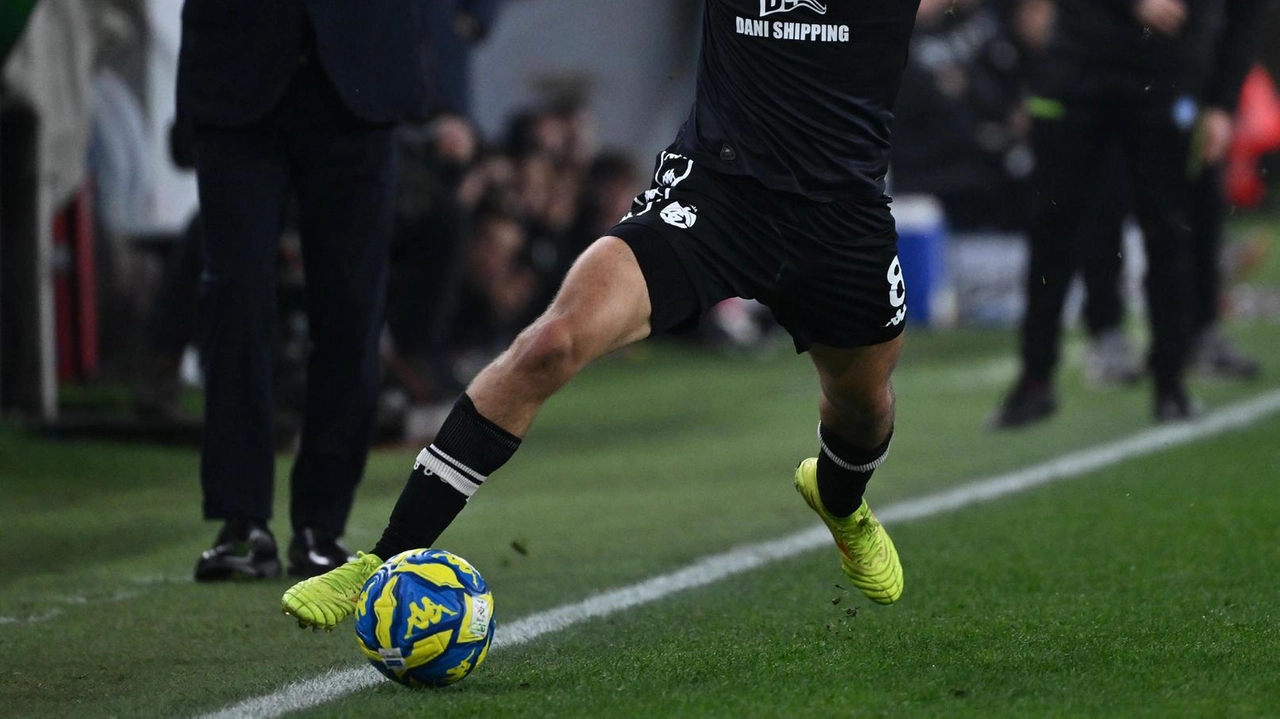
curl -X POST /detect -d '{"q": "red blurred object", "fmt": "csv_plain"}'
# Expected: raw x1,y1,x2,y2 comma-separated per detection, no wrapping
1226,66,1280,208
51,186,99,381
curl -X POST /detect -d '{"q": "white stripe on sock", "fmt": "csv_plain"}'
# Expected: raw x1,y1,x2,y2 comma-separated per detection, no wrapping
415,448,482,498
426,445,487,484
817,424,890,473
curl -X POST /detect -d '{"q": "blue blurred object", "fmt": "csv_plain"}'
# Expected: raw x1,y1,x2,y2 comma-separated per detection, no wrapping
894,194,948,327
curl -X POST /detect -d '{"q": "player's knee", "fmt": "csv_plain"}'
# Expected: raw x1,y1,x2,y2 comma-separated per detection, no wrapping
826,381,895,428
509,315,581,386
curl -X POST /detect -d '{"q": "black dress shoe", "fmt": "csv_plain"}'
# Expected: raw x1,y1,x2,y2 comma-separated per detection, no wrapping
288,527,357,578
988,377,1058,430
1193,329,1262,381
194,522,282,581
1154,386,1201,423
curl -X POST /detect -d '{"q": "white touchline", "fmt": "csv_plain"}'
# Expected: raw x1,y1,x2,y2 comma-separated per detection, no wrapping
197,388,1280,719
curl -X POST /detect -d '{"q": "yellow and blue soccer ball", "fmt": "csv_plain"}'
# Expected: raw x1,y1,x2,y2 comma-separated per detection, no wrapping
354,549,495,688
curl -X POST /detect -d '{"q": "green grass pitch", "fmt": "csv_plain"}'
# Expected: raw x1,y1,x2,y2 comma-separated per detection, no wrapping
2,322,1278,718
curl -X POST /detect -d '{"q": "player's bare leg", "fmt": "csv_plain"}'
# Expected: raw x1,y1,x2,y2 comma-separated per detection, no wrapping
282,236,655,629
809,338,901,451
466,236,654,436
794,336,905,604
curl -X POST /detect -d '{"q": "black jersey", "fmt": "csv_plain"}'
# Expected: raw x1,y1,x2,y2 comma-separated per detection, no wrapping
674,0,920,202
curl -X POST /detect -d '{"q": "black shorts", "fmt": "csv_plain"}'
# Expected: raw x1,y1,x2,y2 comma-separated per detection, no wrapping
608,149,906,352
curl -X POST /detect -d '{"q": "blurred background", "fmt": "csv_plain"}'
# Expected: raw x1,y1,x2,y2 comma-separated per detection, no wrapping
1,0,1279,442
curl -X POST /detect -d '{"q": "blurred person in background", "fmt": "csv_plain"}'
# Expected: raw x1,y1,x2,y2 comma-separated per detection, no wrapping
560,151,643,279
1073,157,1143,387
178,1,437,582
506,107,586,235
989,0,1270,429
383,0,503,408
133,121,202,419
1078,0,1271,386
446,206,539,372
502,104,597,327
384,115,482,405
1007,0,1147,387
516,149,641,333
892,0,1034,232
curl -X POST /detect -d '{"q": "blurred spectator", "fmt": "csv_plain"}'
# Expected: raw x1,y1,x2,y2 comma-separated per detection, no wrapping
564,152,642,270
381,97,662,403
133,122,201,419
384,116,481,403
1079,0,1274,385
379,0,505,410
518,150,641,324
448,207,539,363
892,0,1033,231
990,0,1271,429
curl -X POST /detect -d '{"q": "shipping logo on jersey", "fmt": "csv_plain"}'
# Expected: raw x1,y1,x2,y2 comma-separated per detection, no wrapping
738,1,848,43
760,0,827,17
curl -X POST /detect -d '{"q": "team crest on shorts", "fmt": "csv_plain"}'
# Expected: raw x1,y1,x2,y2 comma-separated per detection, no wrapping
660,202,699,229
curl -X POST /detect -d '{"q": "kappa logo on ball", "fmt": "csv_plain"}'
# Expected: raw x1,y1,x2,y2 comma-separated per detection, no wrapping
760,0,827,17
660,202,699,229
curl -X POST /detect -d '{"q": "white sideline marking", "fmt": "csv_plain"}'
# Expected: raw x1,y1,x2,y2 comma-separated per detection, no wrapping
0,609,63,626
0,590,145,627
197,389,1280,719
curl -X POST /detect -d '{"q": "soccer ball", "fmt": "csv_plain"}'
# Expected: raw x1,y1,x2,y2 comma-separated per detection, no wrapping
354,549,496,688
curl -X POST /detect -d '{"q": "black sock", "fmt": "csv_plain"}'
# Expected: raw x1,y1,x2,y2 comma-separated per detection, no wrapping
815,423,893,518
371,394,521,559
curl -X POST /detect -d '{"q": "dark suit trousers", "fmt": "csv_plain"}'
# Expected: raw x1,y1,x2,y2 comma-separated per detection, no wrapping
192,57,394,535
1079,159,1224,339
1020,91,1196,390
1078,146,1128,338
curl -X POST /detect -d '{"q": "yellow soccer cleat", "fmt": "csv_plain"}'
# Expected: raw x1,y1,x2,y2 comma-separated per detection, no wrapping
281,551,384,630
794,458,903,605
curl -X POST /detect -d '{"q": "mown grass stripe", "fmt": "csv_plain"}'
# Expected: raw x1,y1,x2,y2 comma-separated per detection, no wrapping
196,388,1280,719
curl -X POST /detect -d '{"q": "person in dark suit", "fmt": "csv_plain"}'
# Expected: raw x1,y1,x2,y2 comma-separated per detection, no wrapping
178,0,436,580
